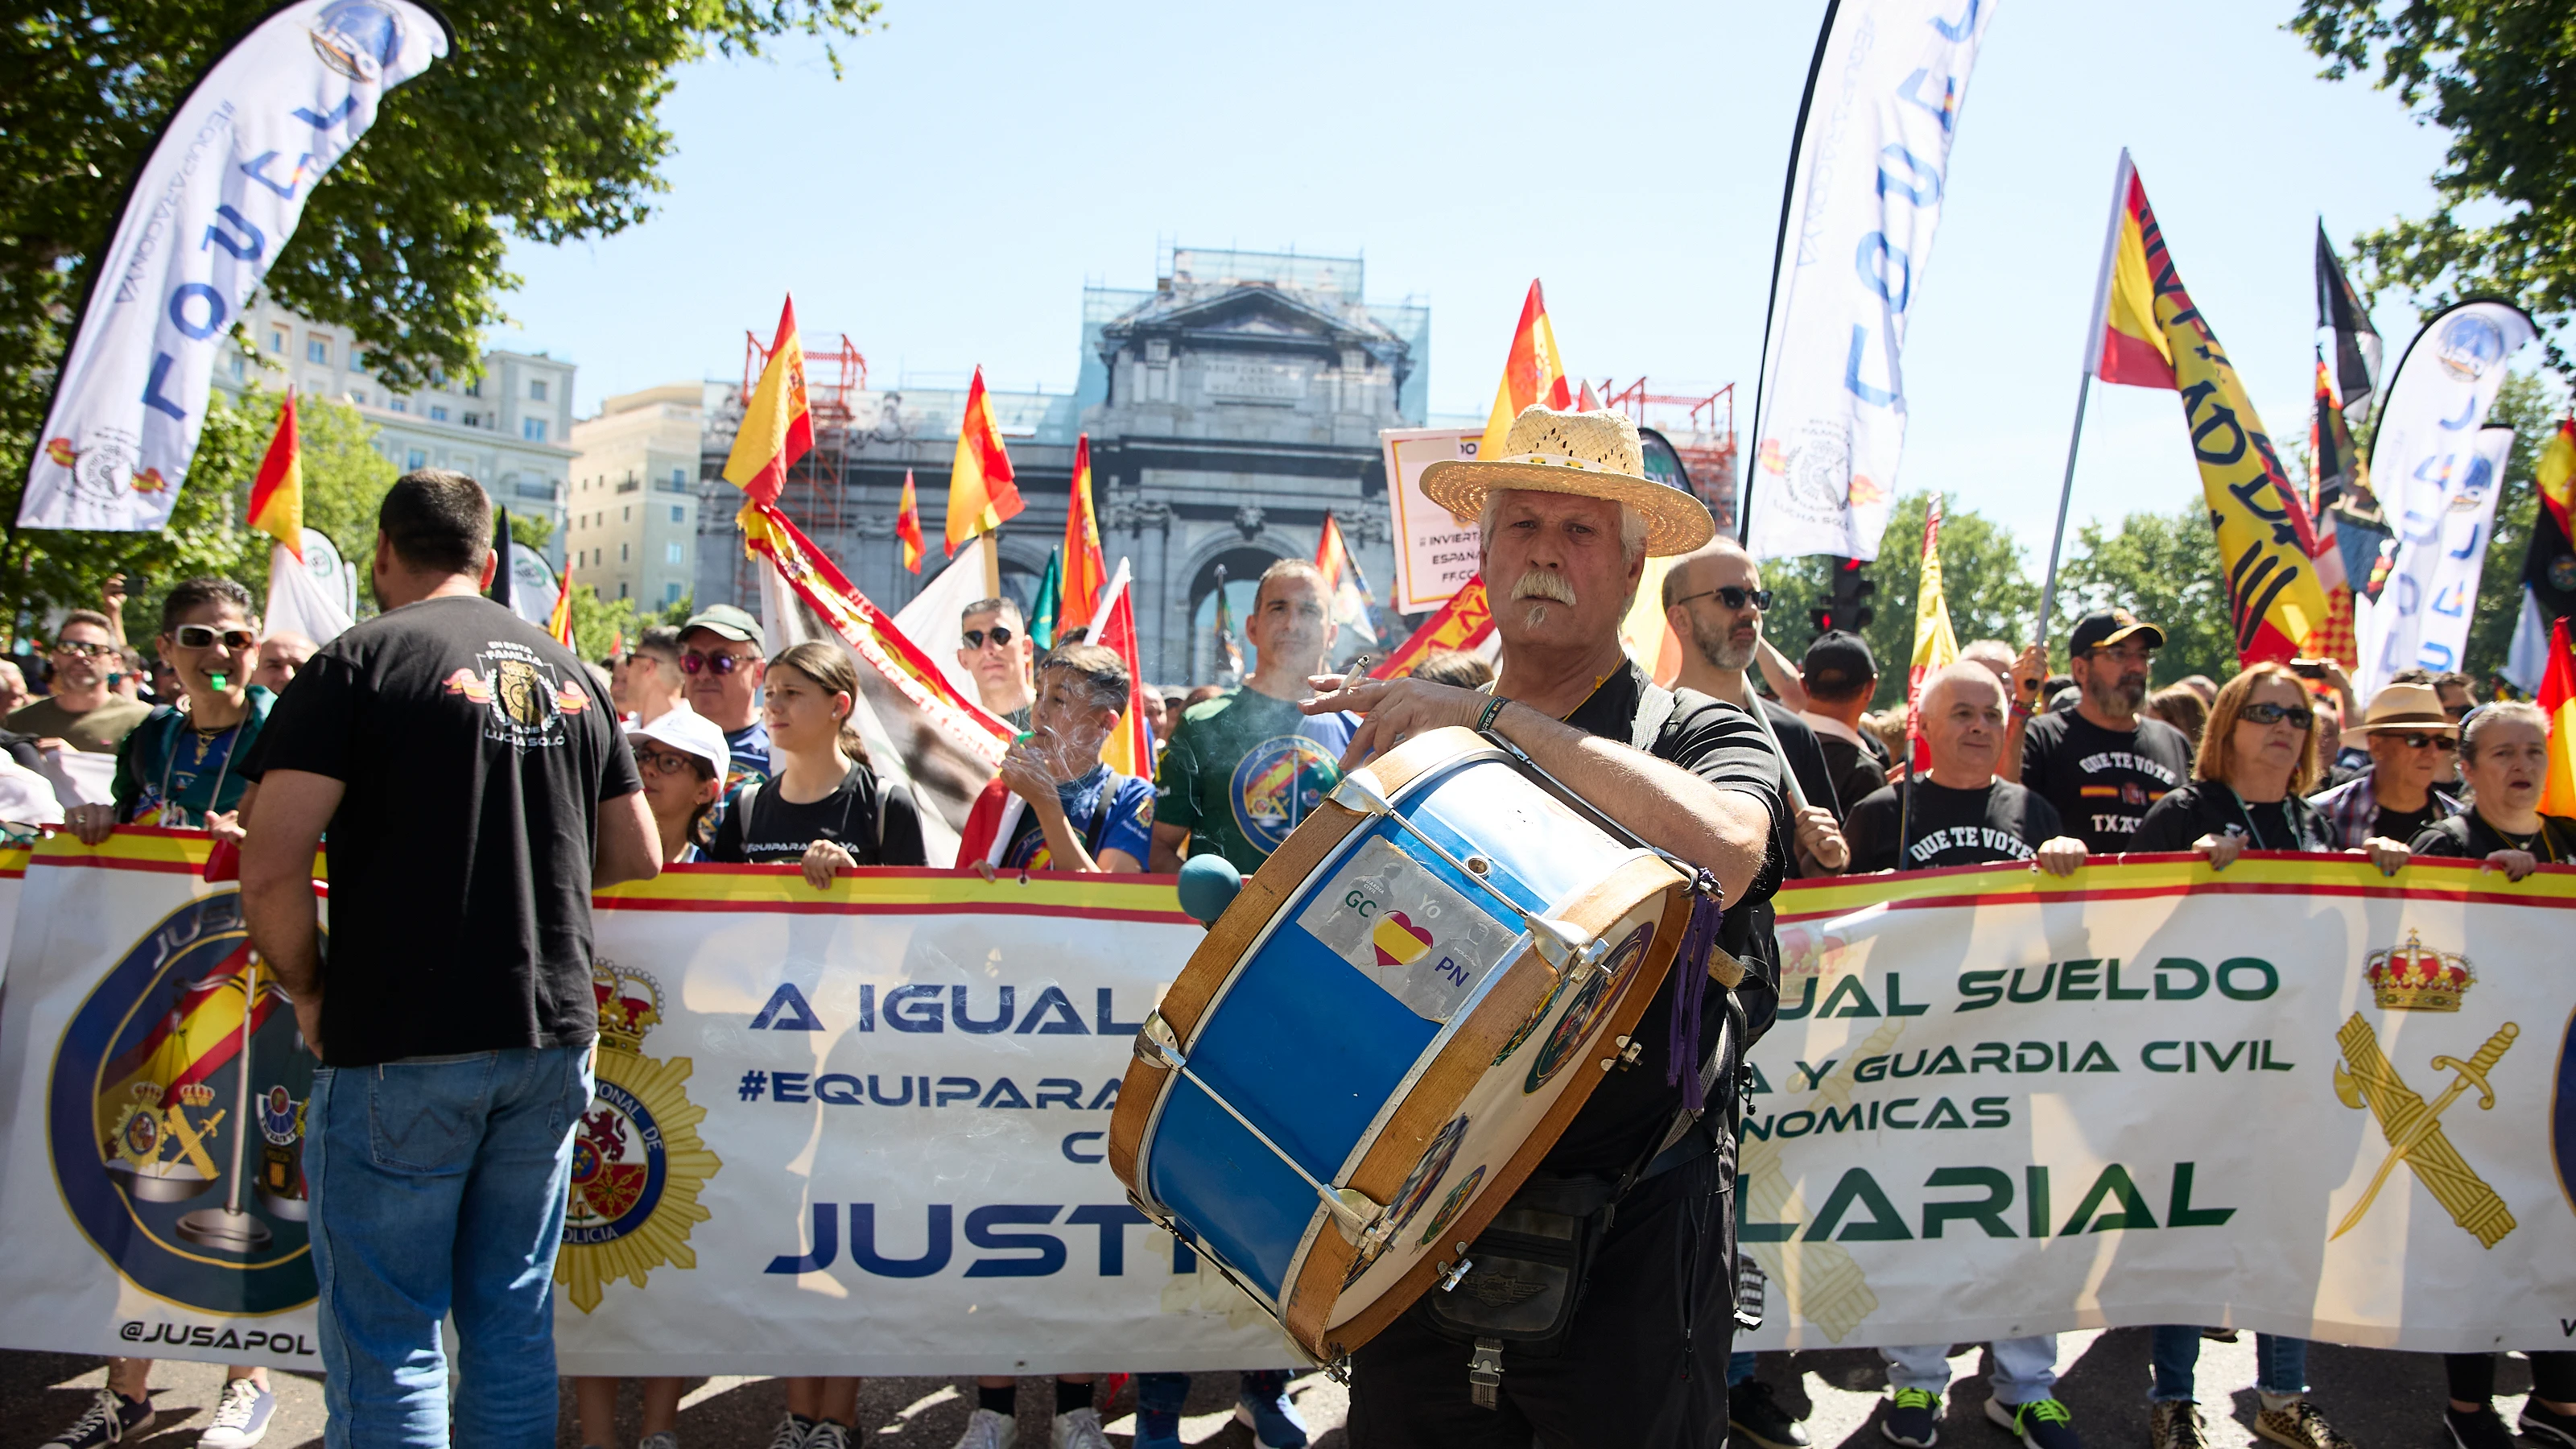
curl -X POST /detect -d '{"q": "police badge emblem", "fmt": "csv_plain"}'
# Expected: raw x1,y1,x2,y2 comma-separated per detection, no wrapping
557,960,722,1313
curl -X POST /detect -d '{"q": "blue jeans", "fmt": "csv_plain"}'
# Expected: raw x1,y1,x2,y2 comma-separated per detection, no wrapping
1883,1337,2058,1404
308,1046,595,1449
1136,1369,1292,1422
2148,1327,2306,1402
1730,1351,1759,1387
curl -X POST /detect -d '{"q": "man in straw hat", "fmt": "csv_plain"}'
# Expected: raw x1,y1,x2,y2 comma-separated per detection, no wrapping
2306,679,2464,850
1302,404,1791,1447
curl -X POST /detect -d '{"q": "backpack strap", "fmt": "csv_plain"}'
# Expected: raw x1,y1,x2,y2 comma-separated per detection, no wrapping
1083,775,1117,856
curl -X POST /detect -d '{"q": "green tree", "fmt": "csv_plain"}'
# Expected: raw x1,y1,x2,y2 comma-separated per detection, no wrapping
2293,0,2576,378
564,587,692,665
2049,506,2240,689
2,0,880,625
1761,493,2040,709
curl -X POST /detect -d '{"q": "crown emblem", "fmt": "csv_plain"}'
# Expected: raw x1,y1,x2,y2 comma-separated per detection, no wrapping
2365,931,2475,1013
175,1082,216,1108
592,959,665,1054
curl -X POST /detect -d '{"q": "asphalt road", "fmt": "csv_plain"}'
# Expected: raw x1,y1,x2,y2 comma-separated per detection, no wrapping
0,1331,2532,1449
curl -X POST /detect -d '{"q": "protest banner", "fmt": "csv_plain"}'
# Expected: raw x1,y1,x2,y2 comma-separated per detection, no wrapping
1378,427,1484,613
5,835,2574,1373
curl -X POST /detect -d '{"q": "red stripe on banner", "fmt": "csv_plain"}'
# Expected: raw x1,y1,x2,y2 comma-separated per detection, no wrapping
37,853,207,877
595,895,1195,924
1774,853,2576,922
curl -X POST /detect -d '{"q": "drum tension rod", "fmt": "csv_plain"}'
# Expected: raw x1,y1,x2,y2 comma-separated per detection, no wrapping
1136,1011,1391,1243
1327,773,1611,986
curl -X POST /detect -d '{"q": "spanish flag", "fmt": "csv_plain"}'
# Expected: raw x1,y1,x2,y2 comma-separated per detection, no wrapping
724,296,811,508
1369,577,1495,679
1906,496,1961,768
2541,617,2576,819
1089,559,1154,778
2088,152,2328,665
896,470,926,574
547,559,577,650
1059,435,1108,631
247,390,303,560
947,367,1024,554
1478,280,1573,464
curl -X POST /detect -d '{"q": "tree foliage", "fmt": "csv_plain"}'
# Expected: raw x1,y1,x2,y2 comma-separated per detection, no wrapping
0,0,880,625
2293,0,2576,378
1762,493,2041,711
2049,506,2240,690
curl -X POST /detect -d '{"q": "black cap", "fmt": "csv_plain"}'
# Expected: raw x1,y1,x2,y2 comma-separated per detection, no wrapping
1801,630,1877,693
2066,608,2166,656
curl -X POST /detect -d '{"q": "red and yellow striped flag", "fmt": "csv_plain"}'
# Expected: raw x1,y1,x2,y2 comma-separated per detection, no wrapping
1906,497,1961,769
1479,280,1573,463
1089,559,1154,777
247,390,303,560
1370,577,1495,679
947,367,1024,554
897,470,926,574
547,559,576,649
2541,617,2576,819
1060,435,1108,631
723,296,811,508
2090,154,2328,666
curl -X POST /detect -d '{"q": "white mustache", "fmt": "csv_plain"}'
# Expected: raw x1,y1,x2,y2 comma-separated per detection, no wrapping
1511,571,1576,606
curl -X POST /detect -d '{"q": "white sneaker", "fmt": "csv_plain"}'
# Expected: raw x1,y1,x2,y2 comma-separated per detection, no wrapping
638,1433,678,1449
803,1422,849,1449
1051,1407,1110,1449
949,1409,1013,1449
766,1415,813,1449
196,1379,276,1449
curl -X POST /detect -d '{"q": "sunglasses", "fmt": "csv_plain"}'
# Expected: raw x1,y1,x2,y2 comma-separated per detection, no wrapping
635,745,710,776
52,641,116,659
1672,587,1773,613
2238,701,2315,729
679,650,754,675
173,625,258,651
2396,732,2458,753
964,625,1017,650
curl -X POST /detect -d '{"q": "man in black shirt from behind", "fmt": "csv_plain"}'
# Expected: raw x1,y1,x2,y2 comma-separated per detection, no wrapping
240,471,661,1446
1308,404,1785,1449
2020,609,2195,852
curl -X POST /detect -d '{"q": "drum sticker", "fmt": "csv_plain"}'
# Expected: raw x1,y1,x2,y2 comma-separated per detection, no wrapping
1297,838,1519,1023
1344,1113,1470,1288
1523,922,1657,1096
1416,1164,1488,1248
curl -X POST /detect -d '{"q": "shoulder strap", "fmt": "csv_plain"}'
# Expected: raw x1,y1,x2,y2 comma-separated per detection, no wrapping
1084,775,1117,854
1630,683,1678,754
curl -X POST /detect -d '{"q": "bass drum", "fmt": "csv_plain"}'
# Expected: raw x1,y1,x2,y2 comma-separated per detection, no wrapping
1108,725,1691,1362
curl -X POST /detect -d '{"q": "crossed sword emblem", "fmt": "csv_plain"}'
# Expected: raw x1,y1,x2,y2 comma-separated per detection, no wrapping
2330,1013,2517,1248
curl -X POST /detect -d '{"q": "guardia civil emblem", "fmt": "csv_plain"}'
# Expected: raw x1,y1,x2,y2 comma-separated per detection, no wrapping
2332,933,2516,1249
557,960,721,1313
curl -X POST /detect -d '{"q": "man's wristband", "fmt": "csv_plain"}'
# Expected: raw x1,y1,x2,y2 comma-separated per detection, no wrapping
1476,695,1509,734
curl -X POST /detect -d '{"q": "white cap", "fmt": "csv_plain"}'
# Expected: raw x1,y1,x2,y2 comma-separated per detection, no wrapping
627,705,729,782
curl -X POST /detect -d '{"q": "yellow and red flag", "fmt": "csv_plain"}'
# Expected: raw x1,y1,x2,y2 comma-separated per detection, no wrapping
2537,417,2576,543
897,470,927,574
1060,435,1108,631
1369,577,1495,679
1478,280,1573,462
247,390,303,560
2541,617,2576,818
547,559,577,650
2088,153,2328,666
1905,496,1961,768
1088,560,1154,777
723,296,812,508
947,367,1025,554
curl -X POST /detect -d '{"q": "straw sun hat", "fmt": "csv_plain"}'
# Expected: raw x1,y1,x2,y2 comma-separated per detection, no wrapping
1420,403,1715,558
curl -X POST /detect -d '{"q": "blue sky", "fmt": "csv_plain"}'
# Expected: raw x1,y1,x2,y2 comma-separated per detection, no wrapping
493,0,2482,568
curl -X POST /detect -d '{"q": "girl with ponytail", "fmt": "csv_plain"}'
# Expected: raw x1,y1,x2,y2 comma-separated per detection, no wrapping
705,641,924,885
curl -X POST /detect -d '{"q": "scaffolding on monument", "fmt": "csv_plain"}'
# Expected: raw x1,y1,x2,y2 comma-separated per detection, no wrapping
723,324,870,606
1590,378,1740,531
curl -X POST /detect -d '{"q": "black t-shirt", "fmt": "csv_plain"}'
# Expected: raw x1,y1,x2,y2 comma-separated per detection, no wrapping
240,594,640,1067
707,764,927,867
1815,729,1891,823
2020,709,2195,852
1541,664,1788,1177
1757,697,1840,822
2372,800,2444,846
1843,778,2064,873
2130,781,2335,854
2409,812,2576,865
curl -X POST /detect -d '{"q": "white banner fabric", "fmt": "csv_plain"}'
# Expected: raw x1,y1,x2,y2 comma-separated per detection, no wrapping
2359,426,2512,690
1377,427,1485,614
1737,854,2576,1353
262,533,357,646
1746,0,1996,564
892,535,994,709
2355,300,2537,699
8,839,2576,1373
20,2,446,531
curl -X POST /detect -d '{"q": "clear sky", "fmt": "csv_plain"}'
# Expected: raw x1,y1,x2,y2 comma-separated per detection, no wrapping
493,0,2477,569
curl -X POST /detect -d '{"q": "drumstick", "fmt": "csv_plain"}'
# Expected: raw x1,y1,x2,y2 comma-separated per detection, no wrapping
1732,688,1811,815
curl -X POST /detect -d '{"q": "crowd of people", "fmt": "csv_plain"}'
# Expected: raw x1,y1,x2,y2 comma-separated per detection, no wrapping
14,413,2574,1449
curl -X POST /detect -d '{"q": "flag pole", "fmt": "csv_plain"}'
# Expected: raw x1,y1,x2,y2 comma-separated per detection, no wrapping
2036,150,2136,661
1897,496,1938,861
1739,0,1844,544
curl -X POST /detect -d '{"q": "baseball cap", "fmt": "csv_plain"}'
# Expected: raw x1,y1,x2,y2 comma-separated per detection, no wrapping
2066,609,2165,656
680,604,766,653
1801,630,1878,693
628,706,730,781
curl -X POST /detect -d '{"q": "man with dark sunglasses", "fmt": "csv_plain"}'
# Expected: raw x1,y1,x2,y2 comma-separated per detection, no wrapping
2018,609,2194,852
9,607,148,754
679,605,771,782
957,597,1034,730
2306,681,2462,849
